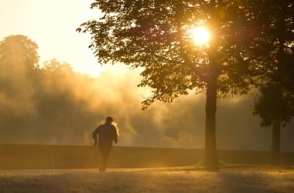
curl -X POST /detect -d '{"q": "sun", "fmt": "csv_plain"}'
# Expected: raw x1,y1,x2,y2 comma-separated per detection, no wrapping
190,27,211,45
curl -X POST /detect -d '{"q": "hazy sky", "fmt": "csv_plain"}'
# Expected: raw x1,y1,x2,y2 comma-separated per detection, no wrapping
0,0,103,77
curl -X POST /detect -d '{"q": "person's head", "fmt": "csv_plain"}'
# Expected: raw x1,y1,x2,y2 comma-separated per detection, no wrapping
106,116,113,123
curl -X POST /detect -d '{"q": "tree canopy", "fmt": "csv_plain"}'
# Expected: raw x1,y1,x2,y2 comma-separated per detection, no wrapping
77,0,261,107
0,35,39,71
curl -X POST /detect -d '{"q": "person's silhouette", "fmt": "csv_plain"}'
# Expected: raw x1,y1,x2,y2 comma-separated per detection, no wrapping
92,116,118,172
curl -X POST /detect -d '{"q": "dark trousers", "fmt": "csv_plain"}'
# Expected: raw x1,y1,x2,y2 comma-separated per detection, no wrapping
99,146,112,172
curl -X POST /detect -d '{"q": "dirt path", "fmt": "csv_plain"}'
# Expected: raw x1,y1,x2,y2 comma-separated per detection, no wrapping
0,168,293,193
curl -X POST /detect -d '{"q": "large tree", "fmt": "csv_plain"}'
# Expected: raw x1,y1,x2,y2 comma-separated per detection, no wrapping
78,0,263,169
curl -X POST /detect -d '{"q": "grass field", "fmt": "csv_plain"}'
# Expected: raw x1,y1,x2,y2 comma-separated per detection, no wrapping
1,145,294,192
0,166,294,193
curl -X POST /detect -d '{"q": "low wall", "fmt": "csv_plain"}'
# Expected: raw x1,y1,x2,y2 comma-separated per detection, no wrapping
0,144,293,169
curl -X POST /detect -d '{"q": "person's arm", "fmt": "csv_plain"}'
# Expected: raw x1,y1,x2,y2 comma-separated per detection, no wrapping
112,126,118,144
92,127,99,146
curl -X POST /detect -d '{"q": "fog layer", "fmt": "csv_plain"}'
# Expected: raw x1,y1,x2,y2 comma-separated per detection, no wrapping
0,35,293,151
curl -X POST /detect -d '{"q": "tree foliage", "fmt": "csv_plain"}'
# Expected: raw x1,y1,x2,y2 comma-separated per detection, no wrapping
77,0,261,109
251,0,294,126
253,83,293,127
0,35,39,71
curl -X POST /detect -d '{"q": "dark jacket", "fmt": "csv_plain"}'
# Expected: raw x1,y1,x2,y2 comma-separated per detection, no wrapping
92,122,118,147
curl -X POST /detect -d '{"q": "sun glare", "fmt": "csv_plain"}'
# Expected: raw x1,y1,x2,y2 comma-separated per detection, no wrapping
190,27,211,45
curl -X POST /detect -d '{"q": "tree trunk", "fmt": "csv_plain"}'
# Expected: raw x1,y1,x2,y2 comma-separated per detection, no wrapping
203,0,219,170
271,119,281,166
204,50,218,170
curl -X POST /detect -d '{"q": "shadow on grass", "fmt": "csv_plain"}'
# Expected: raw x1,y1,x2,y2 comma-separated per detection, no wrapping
147,160,294,173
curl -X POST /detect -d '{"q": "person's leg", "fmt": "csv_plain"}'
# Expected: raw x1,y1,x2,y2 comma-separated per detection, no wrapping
99,147,111,172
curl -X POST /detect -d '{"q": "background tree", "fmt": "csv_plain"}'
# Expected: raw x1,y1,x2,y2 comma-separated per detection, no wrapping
253,83,293,165
0,34,38,132
0,35,101,144
77,0,262,169
250,0,294,165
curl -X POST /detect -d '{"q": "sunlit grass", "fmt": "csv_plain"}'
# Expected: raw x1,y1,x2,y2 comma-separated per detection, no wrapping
1,166,294,192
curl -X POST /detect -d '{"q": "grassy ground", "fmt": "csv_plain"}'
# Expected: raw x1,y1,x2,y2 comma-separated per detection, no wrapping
0,165,294,193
